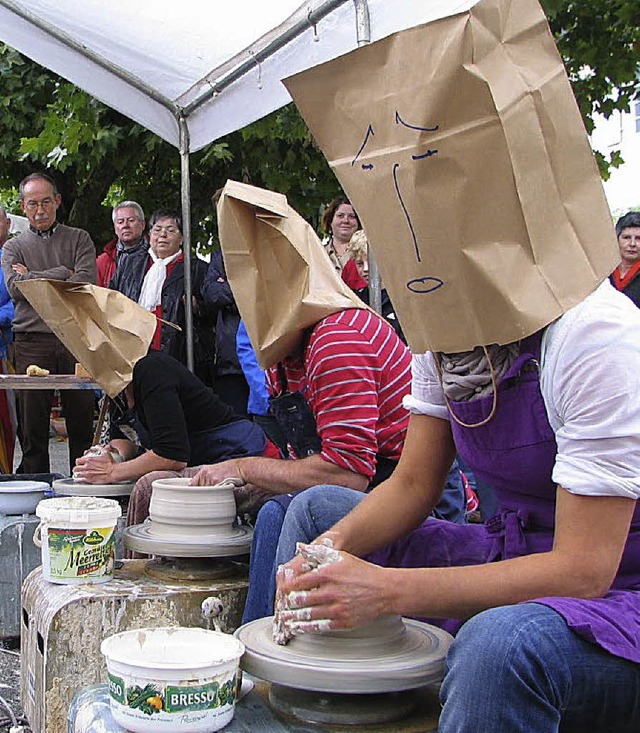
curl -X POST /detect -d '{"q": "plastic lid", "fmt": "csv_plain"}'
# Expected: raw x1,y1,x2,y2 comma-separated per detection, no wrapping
36,496,122,523
0,481,49,494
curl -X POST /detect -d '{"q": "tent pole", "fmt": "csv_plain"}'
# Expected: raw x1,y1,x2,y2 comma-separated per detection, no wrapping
179,114,195,373
183,0,349,117
353,0,382,316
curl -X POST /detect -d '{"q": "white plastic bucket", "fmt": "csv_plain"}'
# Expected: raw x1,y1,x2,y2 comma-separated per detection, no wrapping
34,497,121,584
101,627,245,733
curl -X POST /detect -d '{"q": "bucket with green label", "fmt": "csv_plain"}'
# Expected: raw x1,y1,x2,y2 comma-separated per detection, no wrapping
101,627,245,733
34,496,121,584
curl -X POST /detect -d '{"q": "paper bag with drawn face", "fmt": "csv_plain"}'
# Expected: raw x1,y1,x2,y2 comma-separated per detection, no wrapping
17,280,156,397
284,0,618,354
217,180,367,368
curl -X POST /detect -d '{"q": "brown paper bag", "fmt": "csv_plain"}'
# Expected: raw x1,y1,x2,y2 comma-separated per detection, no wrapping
217,180,367,368
17,280,157,397
285,0,618,354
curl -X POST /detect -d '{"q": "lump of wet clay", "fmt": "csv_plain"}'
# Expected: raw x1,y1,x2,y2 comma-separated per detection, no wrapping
273,538,342,645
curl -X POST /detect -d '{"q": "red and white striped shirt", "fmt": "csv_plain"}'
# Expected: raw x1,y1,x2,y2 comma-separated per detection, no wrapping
267,309,410,480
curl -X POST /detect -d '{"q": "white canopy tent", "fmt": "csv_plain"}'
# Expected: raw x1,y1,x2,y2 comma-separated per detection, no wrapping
0,0,477,365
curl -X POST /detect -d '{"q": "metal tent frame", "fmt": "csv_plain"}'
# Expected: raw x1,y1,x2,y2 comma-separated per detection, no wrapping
0,0,476,364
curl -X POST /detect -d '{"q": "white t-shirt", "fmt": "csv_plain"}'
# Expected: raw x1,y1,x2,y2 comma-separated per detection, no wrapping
405,281,640,500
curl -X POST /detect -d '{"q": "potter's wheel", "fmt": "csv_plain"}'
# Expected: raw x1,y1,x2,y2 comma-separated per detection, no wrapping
235,614,452,695
53,478,134,498
142,555,248,581
123,477,253,558
123,519,253,557
268,684,423,726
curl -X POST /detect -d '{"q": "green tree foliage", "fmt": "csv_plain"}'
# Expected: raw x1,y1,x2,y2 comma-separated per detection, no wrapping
0,1,638,241
542,0,640,177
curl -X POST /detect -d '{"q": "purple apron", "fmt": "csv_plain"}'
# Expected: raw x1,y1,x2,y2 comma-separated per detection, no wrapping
368,333,640,663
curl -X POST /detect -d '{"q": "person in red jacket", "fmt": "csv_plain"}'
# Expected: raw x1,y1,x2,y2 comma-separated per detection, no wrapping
96,200,147,288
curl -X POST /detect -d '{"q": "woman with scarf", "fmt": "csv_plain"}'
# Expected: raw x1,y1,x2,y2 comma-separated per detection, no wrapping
275,280,640,732
109,209,215,385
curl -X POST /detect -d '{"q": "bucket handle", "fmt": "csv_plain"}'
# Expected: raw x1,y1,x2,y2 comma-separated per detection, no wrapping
33,521,44,548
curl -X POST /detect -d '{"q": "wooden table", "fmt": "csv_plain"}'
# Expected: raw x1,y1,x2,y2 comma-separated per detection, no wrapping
0,374,106,443
0,374,100,390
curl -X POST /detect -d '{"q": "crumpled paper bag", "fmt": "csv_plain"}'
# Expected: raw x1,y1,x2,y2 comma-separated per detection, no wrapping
217,180,367,368
17,280,156,396
284,0,617,353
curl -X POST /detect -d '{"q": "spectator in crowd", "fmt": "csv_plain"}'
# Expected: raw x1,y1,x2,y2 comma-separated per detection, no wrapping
109,209,215,385
321,195,361,274
342,229,405,341
96,200,147,288
202,249,250,413
0,205,14,356
73,350,269,525
236,319,287,455
0,205,16,472
2,172,96,473
609,211,640,307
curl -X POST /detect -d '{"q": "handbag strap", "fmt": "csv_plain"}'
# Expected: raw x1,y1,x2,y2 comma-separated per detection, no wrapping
276,362,289,394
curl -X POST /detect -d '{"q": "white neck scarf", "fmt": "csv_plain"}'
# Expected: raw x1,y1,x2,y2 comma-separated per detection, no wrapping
138,248,181,311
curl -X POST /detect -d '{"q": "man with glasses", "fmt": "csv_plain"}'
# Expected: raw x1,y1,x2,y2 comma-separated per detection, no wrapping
97,200,147,288
1,172,97,473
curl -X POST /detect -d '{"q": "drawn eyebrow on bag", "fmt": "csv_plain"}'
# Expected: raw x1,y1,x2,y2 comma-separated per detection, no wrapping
352,124,375,168
413,149,438,160
395,111,439,133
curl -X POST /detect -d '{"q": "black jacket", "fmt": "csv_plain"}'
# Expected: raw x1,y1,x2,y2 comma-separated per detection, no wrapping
610,271,640,308
202,250,243,378
110,251,216,384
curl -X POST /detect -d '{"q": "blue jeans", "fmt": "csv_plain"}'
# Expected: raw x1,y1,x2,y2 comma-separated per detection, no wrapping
440,603,640,732
242,466,467,624
241,492,299,624
243,486,363,624
274,485,364,569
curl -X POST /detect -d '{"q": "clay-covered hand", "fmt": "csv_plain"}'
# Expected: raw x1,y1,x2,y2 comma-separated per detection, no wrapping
275,532,343,594
73,451,117,484
191,460,244,487
276,545,390,633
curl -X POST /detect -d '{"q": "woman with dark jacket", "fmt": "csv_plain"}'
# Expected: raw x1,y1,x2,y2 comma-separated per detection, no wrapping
73,350,269,525
109,209,216,385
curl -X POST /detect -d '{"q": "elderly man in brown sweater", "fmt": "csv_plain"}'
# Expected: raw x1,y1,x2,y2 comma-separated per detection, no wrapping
1,172,97,473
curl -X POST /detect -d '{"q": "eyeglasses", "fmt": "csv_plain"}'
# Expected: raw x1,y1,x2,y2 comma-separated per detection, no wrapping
24,198,55,211
151,225,179,235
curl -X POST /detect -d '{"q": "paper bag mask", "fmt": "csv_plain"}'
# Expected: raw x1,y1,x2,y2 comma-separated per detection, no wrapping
285,0,618,354
17,280,157,397
217,180,367,368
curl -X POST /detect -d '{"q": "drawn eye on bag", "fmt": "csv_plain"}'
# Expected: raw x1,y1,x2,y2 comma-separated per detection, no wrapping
351,111,444,296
